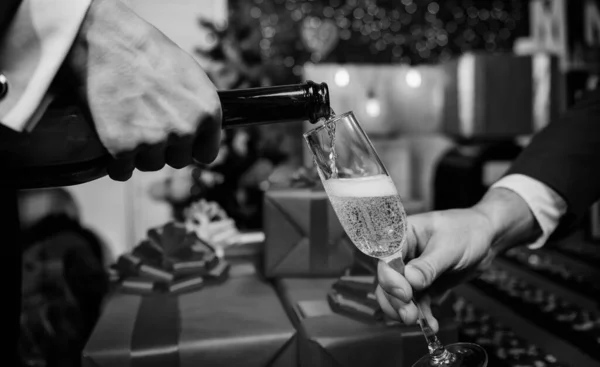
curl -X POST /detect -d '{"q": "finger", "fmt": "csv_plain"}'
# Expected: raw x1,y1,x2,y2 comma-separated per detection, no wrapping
403,213,434,259
378,286,420,325
193,104,222,164
387,293,419,325
403,218,420,260
375,286,401,321
377,260,413,303
166,135,194,169
135,142,167,172
415,295,439,333
107,157,136,181
404,239,455,292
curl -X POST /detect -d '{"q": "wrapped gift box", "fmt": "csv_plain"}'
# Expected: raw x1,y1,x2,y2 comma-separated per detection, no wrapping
263,189,354,278
327,275,384,323
276,278,458,367
441,52,560,138
83,264,297,367
222,231,265,260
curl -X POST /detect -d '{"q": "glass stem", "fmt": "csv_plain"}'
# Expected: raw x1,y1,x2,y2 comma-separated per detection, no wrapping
414,301,452,362
384,254,456,364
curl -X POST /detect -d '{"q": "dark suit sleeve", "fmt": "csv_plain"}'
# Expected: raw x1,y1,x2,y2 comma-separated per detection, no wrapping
0,0,22,36
507,88,600,231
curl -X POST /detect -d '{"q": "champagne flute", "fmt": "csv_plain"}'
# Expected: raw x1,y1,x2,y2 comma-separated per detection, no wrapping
304,112,487,367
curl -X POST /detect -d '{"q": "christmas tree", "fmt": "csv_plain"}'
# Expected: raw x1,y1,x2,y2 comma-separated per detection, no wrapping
196,0,529,85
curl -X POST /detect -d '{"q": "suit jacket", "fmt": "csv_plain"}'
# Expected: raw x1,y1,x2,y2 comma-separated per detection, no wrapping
0,0,21,35
508,88,600,232
0,0,91,131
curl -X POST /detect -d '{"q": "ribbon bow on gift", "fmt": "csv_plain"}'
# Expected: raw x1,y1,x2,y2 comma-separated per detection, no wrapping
111,222,230,295
184,200,242,253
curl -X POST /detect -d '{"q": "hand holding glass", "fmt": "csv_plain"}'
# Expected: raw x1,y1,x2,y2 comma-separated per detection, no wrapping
304,112,487,367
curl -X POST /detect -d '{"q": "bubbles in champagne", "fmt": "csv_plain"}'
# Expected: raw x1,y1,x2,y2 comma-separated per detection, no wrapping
324,175,406,258
324,110,338,179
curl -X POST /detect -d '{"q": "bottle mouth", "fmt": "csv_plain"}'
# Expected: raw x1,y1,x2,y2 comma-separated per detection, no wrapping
307,80,331,123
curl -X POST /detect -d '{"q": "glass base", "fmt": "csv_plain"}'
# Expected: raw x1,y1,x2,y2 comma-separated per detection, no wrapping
412,343,488,367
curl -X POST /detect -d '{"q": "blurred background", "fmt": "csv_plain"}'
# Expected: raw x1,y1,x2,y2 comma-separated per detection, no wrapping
16,0,600,366
54,0,598,260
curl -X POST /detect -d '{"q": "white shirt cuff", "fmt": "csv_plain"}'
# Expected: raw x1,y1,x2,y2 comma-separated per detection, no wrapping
491,174,567,249
0,0,91,131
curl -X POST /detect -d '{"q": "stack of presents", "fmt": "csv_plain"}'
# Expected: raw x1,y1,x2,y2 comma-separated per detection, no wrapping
82,168,458,367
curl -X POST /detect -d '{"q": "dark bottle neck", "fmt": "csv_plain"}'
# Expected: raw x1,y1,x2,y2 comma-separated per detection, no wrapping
218,81,330,129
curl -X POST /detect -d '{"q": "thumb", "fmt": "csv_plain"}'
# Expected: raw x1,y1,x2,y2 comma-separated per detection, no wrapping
404,243,454,292
193,112,222,164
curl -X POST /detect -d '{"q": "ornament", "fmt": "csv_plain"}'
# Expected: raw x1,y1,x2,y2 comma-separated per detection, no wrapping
300,17,340,59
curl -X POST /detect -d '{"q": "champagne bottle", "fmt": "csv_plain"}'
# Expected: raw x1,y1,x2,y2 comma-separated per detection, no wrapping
220,80,330,128
0,81,330,188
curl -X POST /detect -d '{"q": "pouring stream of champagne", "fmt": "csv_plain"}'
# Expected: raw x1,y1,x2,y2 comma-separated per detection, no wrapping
324,108,338,179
